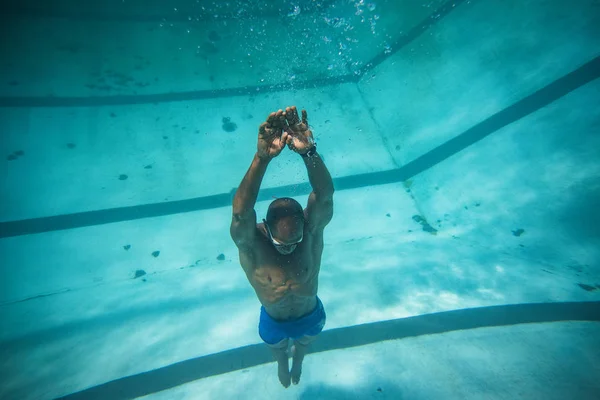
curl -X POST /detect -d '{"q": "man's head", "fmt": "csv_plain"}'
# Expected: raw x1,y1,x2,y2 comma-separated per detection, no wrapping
263,197,305,255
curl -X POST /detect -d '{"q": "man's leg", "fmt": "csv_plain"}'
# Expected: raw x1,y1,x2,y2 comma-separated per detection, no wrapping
267,338,291,388
290,335,318,385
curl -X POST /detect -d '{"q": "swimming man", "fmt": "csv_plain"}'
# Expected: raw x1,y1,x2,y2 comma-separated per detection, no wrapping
230,106,334,387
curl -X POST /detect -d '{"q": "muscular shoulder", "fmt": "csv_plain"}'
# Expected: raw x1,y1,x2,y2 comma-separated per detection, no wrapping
236,226,262,274
304,193,333,235
302,214,324,262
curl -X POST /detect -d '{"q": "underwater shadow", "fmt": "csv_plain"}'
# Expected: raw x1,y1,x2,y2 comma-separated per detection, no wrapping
56,300,600,400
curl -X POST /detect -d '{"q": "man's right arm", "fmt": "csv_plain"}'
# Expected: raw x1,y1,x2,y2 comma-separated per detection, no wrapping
230,152,270,249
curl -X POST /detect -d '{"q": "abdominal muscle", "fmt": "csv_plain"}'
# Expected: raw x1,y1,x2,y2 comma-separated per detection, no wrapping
261,294,317,322
262,292,317,321
253,267,318,321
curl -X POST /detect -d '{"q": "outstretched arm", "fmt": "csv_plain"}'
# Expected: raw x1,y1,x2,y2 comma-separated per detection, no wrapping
231,110,289,248
302,150,334,198
283,106,334,233
303,150,335,233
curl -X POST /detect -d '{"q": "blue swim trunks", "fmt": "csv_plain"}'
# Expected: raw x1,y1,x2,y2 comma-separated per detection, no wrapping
259,296,326,345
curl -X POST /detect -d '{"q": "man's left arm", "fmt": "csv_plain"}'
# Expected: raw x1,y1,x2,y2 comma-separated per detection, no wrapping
281,105,334,233
302,150,334,233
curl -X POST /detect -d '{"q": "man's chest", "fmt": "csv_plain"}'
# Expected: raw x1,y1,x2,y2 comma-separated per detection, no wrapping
251,243,319,293
255,245,314,281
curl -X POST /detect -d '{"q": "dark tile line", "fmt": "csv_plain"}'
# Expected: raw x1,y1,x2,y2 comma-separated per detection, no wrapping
332,55,600,191
1,55,598,239
1,0,338,23
0,192,233,238
0,74,359,108
0,0,463,108
54,301,600,400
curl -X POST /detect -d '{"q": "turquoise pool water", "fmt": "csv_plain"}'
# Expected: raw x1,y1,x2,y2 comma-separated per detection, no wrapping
1,1,599,399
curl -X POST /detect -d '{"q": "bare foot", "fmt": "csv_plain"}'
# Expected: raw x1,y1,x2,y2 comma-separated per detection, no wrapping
290,345,302,385
290,362,302,385
278,361,291,388
269,339,291,388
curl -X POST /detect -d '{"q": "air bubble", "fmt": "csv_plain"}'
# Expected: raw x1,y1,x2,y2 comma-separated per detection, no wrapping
288,5,301,17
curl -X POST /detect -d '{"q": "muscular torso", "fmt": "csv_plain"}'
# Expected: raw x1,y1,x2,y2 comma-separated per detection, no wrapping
239,222,323,321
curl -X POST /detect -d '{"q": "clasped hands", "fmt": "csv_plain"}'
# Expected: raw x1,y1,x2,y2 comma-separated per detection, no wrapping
257,106,315,160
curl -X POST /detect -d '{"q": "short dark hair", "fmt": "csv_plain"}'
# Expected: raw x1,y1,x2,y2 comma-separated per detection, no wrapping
266,197,304,226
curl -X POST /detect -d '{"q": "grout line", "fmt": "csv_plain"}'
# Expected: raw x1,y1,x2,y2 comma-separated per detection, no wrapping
0,75,360,108
356,0,469,78
0,260,211,307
